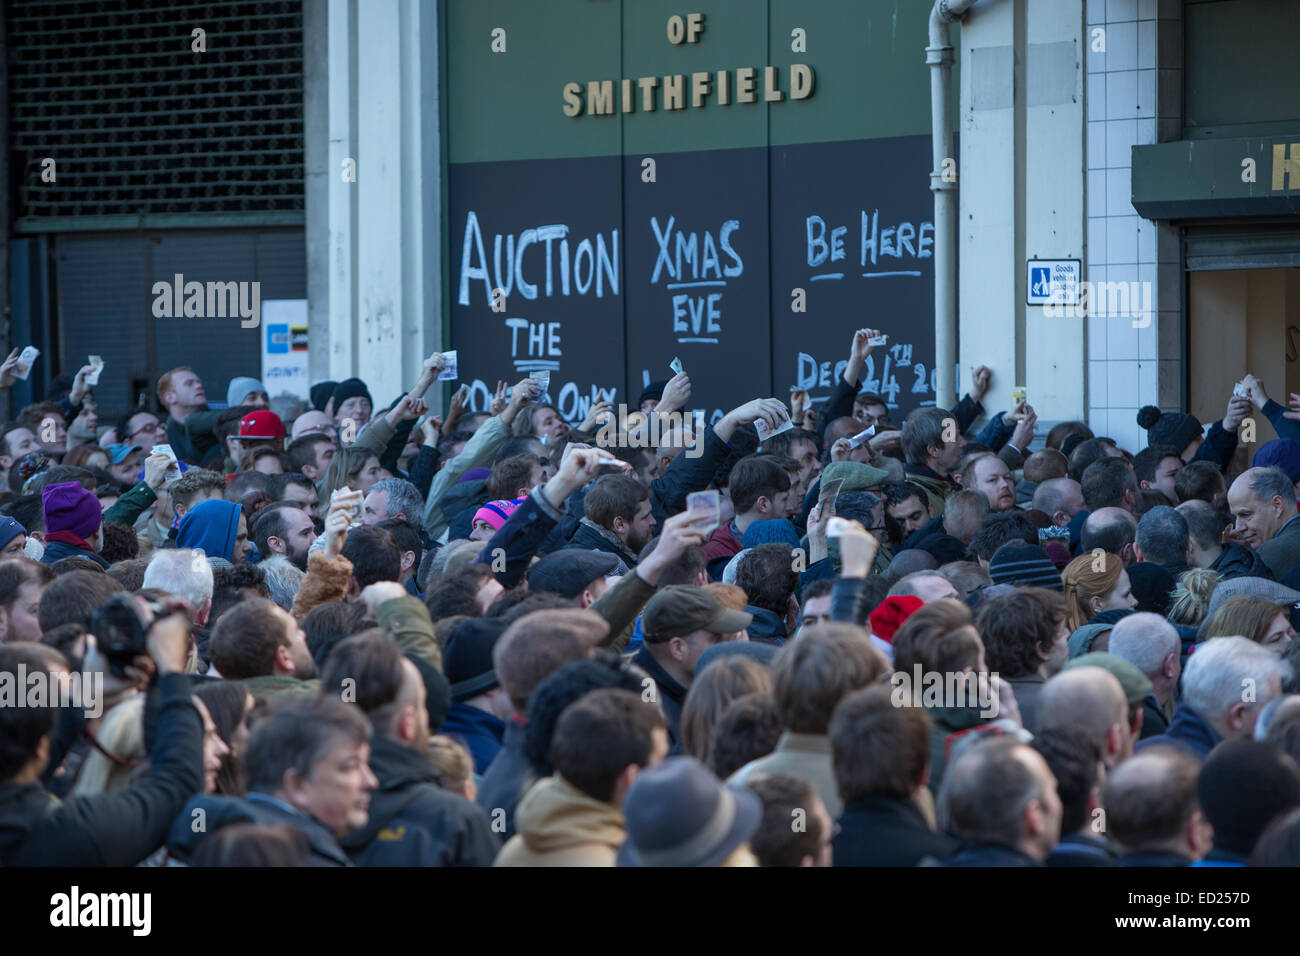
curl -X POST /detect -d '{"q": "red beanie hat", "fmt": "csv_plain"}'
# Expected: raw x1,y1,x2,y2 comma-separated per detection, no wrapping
869,595,924,644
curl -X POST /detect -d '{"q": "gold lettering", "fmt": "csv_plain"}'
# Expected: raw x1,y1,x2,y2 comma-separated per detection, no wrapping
663,73,684,110
1272,143,1300,191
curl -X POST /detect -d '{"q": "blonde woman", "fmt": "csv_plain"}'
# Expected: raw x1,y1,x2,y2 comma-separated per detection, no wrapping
72,695,146,797
1167,568,1221,628
1061,552,1137,631
1204,595,1296,655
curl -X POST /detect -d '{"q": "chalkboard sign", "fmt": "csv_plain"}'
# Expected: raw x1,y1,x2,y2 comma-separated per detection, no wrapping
448,135,941,428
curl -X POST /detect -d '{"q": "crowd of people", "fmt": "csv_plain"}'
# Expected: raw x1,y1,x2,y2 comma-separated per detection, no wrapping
5,330,1300,867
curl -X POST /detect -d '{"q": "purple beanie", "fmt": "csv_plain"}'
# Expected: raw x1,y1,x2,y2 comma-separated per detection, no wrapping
42,481,102,539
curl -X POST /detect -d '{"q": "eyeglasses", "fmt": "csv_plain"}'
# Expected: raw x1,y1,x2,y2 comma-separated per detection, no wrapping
130,420,167,439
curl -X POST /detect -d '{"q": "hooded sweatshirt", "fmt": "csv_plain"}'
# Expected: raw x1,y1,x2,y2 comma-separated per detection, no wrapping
177,498,242,562
494,775,625,867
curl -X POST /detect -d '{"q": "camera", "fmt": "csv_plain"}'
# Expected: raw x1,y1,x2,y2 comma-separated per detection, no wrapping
91,594,166,678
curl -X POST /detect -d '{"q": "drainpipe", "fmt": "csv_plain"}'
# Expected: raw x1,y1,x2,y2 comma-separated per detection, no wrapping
928,0,980,411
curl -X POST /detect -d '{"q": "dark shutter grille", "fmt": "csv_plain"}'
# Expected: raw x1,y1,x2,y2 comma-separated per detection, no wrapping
8,0,304,229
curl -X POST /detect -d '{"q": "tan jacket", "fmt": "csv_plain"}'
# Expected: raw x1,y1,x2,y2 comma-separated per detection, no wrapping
494,775,625,867
730,731,842,818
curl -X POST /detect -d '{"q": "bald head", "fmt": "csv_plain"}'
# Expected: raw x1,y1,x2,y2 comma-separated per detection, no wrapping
1081,507,1138,564
1102,746,1205,858
888,571,959,603
1039,666,1132,765
1033,478,1084,528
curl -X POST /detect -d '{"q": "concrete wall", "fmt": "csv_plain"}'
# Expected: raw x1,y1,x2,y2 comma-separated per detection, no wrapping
959,0,1086,427
306,0,443,408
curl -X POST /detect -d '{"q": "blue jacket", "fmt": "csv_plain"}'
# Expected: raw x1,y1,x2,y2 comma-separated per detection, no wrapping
1137,704,1221,760
177,498,243,562
476,488,565,588
168,791,350,866
40,538,109,568
441,702,506,776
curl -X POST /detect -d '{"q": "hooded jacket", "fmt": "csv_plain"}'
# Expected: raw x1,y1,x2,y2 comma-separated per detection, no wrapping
166,791,350,866
340,734,499,866
494,774,625,866
177,498,243,562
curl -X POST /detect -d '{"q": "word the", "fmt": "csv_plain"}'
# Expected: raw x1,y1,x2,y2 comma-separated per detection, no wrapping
151,275,261,328
889,665,999,719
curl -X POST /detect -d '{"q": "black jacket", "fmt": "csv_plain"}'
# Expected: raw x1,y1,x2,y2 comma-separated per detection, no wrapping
0,673,204,866
476,718,532,841
833,795,958,867
946,843,1041,866
564,519,638,570
1139,693,1170,740
340,734,499,866
168,791,350,866
1210,542,1273,581
631,646,688,751
441,479,490,541
1047,832,1117,866
743,606,788,645
648,425,732,529
1117,850,1192,867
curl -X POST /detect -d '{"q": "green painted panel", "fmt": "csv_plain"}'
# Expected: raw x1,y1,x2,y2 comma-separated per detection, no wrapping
1131,134,1300,219
1185,0,1300,134
445,0,955,163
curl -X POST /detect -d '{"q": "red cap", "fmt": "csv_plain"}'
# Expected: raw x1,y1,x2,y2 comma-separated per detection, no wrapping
238,409,285,441
868,595,924,644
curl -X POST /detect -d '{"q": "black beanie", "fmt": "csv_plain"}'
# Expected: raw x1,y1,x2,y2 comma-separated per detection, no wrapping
406,653,452,732
638,380,669,408
444,617,509,701
311,380,338,412
331,378,373,413
1199,739,1300,856
1137,405,1203,454
1125,562,1176,616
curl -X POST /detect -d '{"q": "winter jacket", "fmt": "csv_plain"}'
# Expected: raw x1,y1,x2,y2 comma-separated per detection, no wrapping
743,606,789,645
565,518,639,569
1261,398,1300,445
1210,542,1273,581
648,424,733,529
494,775,625,867
103,479,158,529
177,498,243,563
442,702,506,775
422,415,509,541
903,463,959,518
1117,850,1192,867
0,673,203,866
946,843,1041,866
1136,704,1221,760
167,410,223,466
167,791,350,866
340,734,499,866
290,551,353,623
833,794,958,867
41,538,109,568
406,445,440,502
1260,514,1300,582
631,645,689,751
1139,693,1170,740
1008,676,1046,734
730,732,841,818
477,718,532,841
1191,419,1238,470
1047,832,1117,866
927,705,998,793
442,480,490,542
703,522,743,562
240,674,320,700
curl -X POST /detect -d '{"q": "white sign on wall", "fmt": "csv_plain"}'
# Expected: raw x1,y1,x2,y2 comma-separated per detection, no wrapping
260,299,310,402
1026,259,1081,306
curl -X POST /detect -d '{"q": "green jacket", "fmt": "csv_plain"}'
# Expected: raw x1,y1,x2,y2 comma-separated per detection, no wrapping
240,675,320,700
589,569,658,654
103,480,158,529
374,595,443,672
